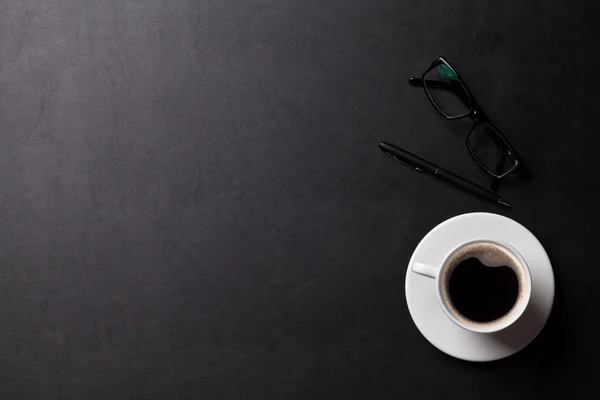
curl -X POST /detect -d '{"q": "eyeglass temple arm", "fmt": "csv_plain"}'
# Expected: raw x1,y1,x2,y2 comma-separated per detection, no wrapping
409,77,472,108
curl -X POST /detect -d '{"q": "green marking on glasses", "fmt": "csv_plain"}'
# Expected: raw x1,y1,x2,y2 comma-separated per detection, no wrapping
438,65,458,80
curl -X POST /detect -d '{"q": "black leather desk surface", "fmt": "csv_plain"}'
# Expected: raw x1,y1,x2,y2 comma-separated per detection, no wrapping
1,0,599,398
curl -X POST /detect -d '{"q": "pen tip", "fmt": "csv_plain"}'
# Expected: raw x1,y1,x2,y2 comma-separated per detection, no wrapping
498,198,512,208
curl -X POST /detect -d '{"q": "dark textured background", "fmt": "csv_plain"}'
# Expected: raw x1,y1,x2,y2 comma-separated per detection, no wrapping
0,0,598,398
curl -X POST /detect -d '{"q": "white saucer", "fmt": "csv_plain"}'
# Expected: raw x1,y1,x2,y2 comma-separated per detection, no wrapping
405,212,555,362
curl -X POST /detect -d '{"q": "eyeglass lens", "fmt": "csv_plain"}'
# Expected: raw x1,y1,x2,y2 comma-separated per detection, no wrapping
468,122,516,176
423,64,471,118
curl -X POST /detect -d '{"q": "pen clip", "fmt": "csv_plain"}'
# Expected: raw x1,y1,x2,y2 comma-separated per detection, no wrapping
383,151,423,172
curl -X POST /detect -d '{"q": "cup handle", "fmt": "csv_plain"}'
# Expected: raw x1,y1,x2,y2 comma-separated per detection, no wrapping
411,262,440,279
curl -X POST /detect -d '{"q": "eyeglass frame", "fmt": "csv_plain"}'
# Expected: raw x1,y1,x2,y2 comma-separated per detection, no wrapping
409,56,525,188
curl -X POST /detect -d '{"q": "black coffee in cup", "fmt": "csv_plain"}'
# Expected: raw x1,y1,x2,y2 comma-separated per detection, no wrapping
440,242,527,328
448,257,519,323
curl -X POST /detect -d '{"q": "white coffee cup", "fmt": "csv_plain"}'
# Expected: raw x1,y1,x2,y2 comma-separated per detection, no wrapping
411,239,532,333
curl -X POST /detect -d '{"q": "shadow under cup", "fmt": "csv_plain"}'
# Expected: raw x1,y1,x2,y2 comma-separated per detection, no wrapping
438,241,531,334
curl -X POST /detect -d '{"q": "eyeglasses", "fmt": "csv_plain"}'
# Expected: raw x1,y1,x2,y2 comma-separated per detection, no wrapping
409,57,524,189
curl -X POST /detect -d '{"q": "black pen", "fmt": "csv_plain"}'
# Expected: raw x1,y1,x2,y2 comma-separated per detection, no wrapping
379,141,512,208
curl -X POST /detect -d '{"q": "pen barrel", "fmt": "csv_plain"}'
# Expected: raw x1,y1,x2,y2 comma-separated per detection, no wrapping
435,167,499,202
